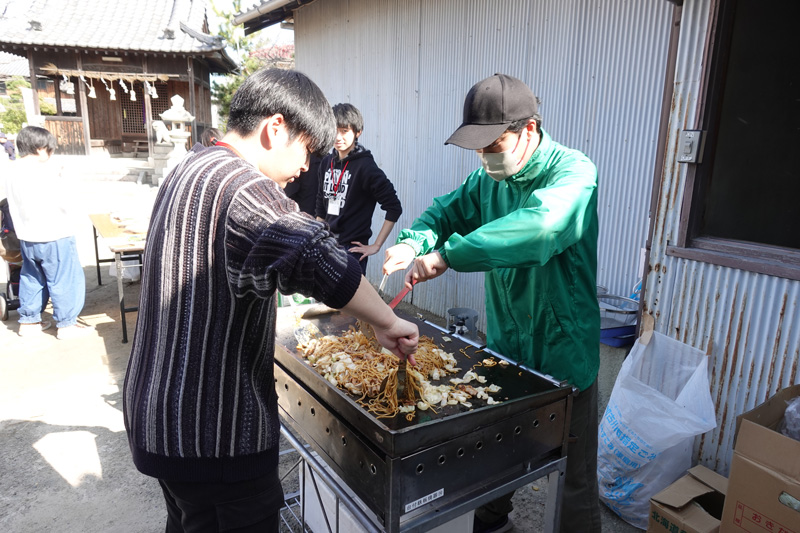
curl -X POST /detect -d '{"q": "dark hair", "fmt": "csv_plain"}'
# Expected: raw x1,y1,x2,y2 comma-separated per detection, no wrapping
332,103,364,134
507,97,543,135
16,126,57,157
227,68,335,156
200,127,221,147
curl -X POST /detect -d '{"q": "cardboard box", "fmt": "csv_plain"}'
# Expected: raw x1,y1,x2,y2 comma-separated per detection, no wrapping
647,465,728,533
720,384,800,532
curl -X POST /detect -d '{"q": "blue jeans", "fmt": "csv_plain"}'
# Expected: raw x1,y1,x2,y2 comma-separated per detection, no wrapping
18,236,85,328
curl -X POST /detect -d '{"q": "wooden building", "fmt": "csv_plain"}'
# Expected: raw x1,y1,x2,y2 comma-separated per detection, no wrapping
0,0,235,156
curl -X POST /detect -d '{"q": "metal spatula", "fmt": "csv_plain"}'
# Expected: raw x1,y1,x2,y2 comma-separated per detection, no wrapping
378,358,409,401
395,358,408,401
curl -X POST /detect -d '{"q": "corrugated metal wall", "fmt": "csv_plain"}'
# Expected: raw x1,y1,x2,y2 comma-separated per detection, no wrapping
644,0,800,474
293,0,672,331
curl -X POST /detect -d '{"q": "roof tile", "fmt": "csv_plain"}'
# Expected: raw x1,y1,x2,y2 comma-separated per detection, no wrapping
0,0,225,54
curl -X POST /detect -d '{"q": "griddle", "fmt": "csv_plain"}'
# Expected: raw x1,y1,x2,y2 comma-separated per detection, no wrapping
274,306,573,532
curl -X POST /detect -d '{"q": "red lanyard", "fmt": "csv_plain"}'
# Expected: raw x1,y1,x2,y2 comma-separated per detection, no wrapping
330,158,349,194
214,141,243,159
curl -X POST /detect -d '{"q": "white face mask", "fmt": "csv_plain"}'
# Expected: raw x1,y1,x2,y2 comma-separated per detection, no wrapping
478,132,531,182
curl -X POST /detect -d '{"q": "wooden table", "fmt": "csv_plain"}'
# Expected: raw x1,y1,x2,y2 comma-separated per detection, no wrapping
89,213,146,343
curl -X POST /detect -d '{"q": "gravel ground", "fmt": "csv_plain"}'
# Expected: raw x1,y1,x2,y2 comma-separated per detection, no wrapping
0,162,640,532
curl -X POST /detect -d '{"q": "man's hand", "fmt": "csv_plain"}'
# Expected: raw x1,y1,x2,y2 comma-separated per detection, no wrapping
371,316,419,365
383,243,416,275
341,277,419,365
349,241,380,260
407,251,448,288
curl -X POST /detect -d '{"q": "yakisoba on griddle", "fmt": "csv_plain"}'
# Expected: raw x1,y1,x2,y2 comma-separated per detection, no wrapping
297,325,505,420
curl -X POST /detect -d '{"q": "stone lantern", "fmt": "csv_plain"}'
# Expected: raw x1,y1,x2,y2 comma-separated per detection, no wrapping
155,95,196,184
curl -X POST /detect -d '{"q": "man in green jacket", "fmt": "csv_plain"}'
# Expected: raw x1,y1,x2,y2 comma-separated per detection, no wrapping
383,73,600,533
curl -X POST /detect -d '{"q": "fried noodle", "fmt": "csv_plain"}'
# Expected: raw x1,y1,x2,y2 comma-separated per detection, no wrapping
297,325,502,419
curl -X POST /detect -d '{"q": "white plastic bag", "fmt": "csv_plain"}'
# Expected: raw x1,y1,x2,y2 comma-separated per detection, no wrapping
779,396,800,441
597,330,717,529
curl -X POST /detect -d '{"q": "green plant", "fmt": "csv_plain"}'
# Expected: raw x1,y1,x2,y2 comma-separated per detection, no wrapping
208,0,294,130
1,77,29,133
0,76,56,133
0,104,27,134
40,100,56,115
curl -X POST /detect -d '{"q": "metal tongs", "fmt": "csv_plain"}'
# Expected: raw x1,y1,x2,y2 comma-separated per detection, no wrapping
378,273,389,294
378,353,410,402
378,279,418,400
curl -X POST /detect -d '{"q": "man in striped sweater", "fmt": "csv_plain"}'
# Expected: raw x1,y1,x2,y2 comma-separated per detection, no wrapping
123,68,419,532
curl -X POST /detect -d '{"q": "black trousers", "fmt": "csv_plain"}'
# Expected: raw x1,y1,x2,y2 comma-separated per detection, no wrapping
159,469,284,533
475,379,602,533
347,250,368,274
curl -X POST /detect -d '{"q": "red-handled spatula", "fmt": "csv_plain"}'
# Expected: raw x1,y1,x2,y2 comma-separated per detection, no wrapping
388,278,418,309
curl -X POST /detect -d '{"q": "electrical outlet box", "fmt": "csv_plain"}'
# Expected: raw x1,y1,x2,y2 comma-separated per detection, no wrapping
678,130,705,164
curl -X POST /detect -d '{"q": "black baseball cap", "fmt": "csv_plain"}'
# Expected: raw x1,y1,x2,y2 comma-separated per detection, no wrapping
445,73,538,150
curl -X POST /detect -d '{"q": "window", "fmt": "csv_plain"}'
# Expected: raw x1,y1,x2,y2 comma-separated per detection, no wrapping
150,81,169,119
121,81,146,134
670,0,800,279
121,81,169,135
59,78,77,116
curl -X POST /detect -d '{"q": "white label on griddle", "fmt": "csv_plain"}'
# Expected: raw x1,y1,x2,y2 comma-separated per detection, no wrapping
404,488,444,513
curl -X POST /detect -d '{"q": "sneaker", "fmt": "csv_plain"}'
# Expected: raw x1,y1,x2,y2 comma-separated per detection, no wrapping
473,514,512,533
57,324,96,340
18,321,52,337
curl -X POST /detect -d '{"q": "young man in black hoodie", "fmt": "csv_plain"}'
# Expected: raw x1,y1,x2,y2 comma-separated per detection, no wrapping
315,103,402,274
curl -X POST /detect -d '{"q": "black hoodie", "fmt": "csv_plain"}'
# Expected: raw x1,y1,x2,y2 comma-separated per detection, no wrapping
315,143,402,247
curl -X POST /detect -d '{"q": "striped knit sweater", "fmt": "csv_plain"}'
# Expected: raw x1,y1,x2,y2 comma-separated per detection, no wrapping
123,144,363,483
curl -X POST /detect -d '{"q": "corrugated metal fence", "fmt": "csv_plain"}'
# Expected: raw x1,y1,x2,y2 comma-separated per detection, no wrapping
294,0,672,332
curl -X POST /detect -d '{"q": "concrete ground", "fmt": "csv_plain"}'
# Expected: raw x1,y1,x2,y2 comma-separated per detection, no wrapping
0,158,640,532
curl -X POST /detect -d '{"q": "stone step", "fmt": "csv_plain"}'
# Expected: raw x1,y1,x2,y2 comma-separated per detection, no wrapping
54,154,156,184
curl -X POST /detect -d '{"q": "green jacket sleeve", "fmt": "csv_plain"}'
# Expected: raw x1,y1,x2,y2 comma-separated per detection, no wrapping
398,154,597,272
396,171,484,258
